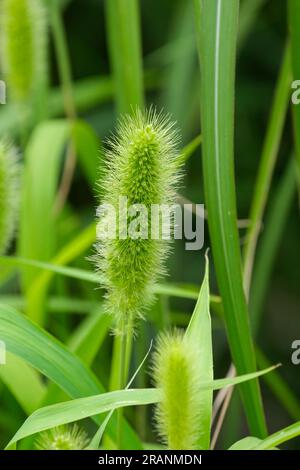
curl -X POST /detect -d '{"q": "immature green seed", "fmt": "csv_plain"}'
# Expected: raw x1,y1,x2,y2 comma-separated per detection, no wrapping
0,140,19,255
95,109,182,334
152,331,201,450
0,0,47,100
35,425,89,450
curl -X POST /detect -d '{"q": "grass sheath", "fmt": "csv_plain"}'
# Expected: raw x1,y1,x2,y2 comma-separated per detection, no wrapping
193,0,267,437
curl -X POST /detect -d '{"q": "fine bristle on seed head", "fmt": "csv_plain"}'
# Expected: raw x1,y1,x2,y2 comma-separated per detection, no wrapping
95,108,183,335
35,424,89,451
0,0,47,101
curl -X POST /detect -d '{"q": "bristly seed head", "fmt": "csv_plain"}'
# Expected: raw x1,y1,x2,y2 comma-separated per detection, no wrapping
35,424,89,451
0,0,47,101
95,108,182,335
0,140,20,255
152,330,202,450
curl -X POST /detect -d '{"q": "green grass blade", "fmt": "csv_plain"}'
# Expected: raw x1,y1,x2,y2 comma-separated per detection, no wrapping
6,388,160,449
19,120,70,293
5,364,276,449
194,0,267,437
288,0,300,173
253,421,300,449
0,352,46,414
243,47,291,294
72,120,102,190
161,1,196,134
205,365,278,392
67,306,112,366
27,222,96,324
250,158,297,332
0,71,162,138
105,0,144,113
256,348,300,421
238,0,267,49
50,0,76,119
185,254,213,449
0,303,103,397
40,306,111,415
178,134,202,166
0,255,222,305
0,303,141,449
0,295,98,314
229,436,265,450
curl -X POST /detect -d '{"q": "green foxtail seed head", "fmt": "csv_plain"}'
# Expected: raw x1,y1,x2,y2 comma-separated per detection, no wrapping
95,108,182,334
35,425,89,450
0,0,47,100
152,330,202,450
0,140,19,255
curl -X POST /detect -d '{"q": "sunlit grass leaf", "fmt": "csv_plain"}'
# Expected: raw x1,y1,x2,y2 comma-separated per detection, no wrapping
0,303,142,449
72,120,102,190
229,436,263,450
0,352,46,414
19,120,69,292
0,255,212,302
253,421,300,449
229,420,300,450
6,388,160,449
105,0,144,113
185,253,213,449
5,363,277,449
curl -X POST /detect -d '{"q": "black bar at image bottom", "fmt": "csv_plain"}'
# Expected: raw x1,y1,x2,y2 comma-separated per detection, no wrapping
0,450,295,466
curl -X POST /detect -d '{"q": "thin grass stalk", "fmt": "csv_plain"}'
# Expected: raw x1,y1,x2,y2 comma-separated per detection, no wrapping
257,348,300,422
105,0,144,114
103,6,145,444
50,0,77,213
250,158,297,333
50,0,76,120
243,46,291,296
193,0,267,437
288,0,300,176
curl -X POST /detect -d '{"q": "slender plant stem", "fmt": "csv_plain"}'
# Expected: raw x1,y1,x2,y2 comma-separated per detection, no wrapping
243,46,291,297
109,317,133,449
105,0,144,114
116,332,127,449
50,0,77,213
105,0,144,447
288,0,300,175
211,381,234,449
257,347,300,421
50,0,76,120
250,158,297,333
